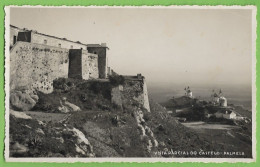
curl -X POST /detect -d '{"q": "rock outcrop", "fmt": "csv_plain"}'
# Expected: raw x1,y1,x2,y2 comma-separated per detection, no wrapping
9,110,94,157
10,90,38,111
58,97,81,113
134,109,158,153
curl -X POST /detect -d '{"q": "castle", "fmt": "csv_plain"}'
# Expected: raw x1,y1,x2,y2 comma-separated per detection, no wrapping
9,25,151,112
10,25,109,93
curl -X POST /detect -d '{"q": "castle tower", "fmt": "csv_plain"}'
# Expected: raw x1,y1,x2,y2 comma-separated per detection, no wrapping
68,49,83,79
68,49,99,80
87,43,109,79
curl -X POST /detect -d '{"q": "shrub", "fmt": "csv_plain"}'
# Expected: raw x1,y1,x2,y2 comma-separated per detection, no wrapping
109,74,125,86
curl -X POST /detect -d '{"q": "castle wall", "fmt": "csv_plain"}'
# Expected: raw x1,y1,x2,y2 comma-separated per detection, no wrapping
120,78,150,112
82,51,89,80
68,49,82,79
68,50,99,80
87,47,107,79
86,53,99,79
10,26,22,48
111,85,123,108
31,33,87,50
10,42,69,93
142,79,150,112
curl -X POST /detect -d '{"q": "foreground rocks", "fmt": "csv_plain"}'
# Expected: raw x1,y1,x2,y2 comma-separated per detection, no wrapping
10,90,38,111
9,110,94,157
58,97,81,113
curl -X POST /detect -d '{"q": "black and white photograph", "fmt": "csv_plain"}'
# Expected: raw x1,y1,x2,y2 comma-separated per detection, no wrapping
5,6,256,162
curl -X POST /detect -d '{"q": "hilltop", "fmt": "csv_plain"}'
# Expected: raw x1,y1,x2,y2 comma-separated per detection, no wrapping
160,96,252,158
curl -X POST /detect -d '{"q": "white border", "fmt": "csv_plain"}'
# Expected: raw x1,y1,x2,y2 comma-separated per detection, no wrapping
4,5,257,163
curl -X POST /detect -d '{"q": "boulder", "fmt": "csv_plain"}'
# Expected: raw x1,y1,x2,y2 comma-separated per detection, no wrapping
10,142,29,154
64,101,81,112
10,109,32,119
10,91,38,111
58,105,70,113
58,97,81,113
36,128,45,135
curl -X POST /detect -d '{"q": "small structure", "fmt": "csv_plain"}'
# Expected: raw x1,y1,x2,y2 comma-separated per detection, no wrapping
212,93,220,105
214,110,236,119
184,86,192,98
223,110,236,119
219,96,227,107
211,89,227,107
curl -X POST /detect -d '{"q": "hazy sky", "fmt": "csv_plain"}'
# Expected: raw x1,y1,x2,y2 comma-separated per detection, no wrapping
9,7,253,88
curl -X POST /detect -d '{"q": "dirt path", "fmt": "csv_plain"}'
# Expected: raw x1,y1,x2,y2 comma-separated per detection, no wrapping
25,111,68,123
181,121,238,130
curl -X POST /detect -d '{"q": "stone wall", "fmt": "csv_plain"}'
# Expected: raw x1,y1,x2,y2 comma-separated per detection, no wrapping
68,50,99,80
31,33,88,50
16,31,88,50
111,85,123,108
10,26,22,48
111,77,150,112
10,42,69,93
87,47,107,79
142,79,150,112
82,51,89,80
68,49,82,79
10,43,99,94
86,52,99,79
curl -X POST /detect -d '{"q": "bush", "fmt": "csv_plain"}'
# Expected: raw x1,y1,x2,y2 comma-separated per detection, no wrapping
109,74,125,86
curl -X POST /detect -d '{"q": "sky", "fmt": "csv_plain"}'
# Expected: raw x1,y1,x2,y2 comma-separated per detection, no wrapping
9,7,253,89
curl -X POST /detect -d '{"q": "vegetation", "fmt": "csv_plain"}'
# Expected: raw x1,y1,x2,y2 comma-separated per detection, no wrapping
109,74,125,87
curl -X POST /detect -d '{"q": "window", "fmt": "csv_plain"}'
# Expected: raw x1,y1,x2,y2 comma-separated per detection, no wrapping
71,45,73,49
44,39,47,44
13,36,17,45
58,43,61,48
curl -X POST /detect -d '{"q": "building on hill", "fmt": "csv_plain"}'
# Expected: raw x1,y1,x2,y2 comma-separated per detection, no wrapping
87,43,109,79
223,110,236,119
214,110,236,119
10,25,110,79
10,25,88,50
211,89,227,107
111,74,150,112
9,25,110,93
212,93,220,105
10,25,24,49
219,96,227,107
184,86,192,98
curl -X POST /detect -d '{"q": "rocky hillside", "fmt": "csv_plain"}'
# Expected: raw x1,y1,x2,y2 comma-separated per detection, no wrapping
9,78,250,158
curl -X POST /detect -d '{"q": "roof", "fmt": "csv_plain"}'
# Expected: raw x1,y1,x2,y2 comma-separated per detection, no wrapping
33,31,88,46
10,25,24,30
87,44,104,47
11,24,89,47
87,44,109,49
